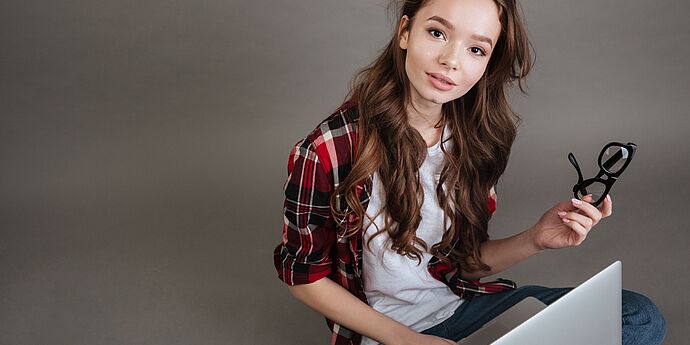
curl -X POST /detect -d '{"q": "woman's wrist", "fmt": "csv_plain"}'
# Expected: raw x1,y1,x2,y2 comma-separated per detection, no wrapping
525,225,546,253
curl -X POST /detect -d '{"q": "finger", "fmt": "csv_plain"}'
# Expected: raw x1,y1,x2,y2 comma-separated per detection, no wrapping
582,194,594,203
571,197,602,225
599,194,613,217
573,194,594,213
573,194,594,214
561,216,588,242
560,211,594,230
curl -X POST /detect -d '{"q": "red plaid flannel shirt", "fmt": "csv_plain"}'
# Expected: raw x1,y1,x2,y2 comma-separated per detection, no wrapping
273,100,517,345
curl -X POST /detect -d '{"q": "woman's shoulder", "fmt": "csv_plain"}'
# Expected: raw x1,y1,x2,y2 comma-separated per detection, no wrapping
289,98,360,174
305,98,359,143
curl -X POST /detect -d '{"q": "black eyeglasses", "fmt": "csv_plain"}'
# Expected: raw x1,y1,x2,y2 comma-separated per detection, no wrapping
568,142,637,207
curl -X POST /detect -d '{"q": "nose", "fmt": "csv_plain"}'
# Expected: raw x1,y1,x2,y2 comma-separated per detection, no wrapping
439,43,462,70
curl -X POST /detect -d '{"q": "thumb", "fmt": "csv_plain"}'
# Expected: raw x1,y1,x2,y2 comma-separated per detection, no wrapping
581,194,594,203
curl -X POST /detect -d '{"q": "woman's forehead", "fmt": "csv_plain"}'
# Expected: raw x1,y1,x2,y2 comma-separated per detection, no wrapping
415,0,501,40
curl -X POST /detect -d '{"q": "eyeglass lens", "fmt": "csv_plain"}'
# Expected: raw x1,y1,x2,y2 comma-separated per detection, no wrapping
575,180,606,205
601,146,631,174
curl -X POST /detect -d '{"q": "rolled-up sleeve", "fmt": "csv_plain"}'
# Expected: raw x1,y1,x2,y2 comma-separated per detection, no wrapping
273,138,336,286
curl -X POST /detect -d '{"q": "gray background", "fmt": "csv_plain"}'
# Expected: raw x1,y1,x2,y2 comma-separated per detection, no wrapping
1,0,688,344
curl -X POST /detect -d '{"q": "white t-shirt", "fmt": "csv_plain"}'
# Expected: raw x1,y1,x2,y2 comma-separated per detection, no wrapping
360,129,463,345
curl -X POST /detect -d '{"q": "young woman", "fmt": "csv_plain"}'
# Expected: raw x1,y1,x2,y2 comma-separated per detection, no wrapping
273,0,667,344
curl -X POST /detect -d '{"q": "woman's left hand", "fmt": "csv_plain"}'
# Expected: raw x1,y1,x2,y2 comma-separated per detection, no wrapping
530,194,613,250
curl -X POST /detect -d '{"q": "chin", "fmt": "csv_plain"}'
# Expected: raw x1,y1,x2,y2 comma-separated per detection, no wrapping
424,93,452,105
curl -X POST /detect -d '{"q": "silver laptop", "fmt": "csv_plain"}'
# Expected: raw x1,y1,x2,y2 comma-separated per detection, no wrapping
462,261,622,345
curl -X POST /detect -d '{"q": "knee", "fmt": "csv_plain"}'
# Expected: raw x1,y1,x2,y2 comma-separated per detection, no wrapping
622,290,666,344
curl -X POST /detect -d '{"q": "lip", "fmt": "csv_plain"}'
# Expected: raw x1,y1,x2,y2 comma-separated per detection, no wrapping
427,72,456,86
427,72,455,91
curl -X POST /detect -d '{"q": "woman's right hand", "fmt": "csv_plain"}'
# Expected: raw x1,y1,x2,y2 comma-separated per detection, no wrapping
405,333,458,345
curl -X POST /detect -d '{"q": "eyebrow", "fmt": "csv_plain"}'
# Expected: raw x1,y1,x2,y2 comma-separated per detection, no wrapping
426,15,494,47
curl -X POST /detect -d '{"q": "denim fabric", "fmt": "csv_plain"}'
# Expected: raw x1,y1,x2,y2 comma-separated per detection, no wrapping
420,285,666,345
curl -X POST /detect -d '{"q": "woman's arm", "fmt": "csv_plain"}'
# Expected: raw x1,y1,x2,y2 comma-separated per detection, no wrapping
461,194,612,280
459,227,542,280
288,278,454,345
457,186,543,281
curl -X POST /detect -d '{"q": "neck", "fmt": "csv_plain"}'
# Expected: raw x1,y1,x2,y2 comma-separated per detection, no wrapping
406,101,443,132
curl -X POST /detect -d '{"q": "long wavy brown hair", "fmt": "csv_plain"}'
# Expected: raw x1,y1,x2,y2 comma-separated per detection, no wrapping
330,0,534,274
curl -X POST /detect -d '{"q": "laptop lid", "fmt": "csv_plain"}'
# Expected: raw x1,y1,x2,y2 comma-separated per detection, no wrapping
463,261,622,345
460,297,546,345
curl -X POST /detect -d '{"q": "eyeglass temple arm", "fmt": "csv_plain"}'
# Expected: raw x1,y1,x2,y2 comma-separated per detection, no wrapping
568,153,584,183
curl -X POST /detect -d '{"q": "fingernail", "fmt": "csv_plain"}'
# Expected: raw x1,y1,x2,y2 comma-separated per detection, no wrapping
558,211,567,216
562,218,570,223
571,198,582,205
606,194,611,202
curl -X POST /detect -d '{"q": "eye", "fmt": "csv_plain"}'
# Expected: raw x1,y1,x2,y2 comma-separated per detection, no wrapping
470,47,487,56
427,28,446,40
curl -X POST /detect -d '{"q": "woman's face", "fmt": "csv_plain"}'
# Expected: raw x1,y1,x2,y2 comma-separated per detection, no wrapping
398,0,502,108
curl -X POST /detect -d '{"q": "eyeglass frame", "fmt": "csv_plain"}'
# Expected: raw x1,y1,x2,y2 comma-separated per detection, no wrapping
568,141,637,207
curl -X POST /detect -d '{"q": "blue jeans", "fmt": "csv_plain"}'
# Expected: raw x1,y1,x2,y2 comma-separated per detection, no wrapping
420,285,666,345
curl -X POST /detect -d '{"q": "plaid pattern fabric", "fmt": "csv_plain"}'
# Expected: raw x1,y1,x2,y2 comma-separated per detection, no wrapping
273,100,517,345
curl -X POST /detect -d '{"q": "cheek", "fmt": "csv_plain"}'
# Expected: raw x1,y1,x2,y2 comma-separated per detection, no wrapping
404,51,425,86
406,40,436,68
460,62,489,89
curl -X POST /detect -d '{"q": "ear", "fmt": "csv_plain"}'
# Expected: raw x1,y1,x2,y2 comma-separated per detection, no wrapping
398,15,410,50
